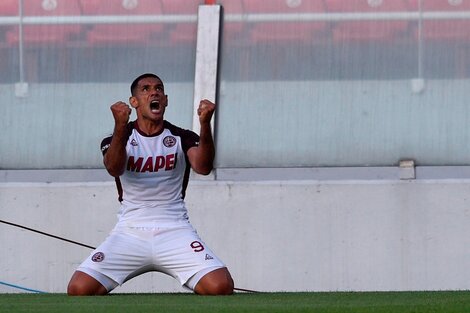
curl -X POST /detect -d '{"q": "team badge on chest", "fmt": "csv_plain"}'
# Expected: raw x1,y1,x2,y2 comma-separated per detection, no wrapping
163,136,177,147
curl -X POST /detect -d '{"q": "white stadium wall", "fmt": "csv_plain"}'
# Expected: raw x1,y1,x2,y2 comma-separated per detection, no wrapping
1,177,469,293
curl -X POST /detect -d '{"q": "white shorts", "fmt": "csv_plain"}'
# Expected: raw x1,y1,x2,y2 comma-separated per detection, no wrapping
77,224,225,292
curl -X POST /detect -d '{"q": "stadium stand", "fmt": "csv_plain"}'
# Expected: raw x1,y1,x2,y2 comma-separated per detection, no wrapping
325,0,411,42
407,0,470,78
0,0,16,14
81,0,165,45
242,0,328,44
0,0,17,18
0,0,17,43
160,0,204,45
5,0,82,45
0,0,17,82
218,0,245,43
408,0,470,41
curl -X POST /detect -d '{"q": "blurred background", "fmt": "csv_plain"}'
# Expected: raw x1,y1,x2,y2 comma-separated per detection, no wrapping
1,0,470,170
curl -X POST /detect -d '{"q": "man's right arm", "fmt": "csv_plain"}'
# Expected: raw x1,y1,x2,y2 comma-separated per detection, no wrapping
104,102,132,177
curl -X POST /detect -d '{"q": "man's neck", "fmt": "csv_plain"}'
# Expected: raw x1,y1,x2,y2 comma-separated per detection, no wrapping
136,118,164,136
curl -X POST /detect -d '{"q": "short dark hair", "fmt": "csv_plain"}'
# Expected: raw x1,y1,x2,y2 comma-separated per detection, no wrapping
130,73,163,95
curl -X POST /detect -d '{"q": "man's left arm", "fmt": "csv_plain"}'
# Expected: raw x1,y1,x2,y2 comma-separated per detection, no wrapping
187,99,216,175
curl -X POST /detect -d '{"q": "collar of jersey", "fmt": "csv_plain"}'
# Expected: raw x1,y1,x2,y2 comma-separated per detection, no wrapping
133,120,166,137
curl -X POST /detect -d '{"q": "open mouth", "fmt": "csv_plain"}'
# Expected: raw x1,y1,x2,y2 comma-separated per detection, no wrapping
150,99,160,112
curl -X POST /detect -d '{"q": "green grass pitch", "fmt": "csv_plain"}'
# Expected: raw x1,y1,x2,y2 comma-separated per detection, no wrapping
1,291,469,313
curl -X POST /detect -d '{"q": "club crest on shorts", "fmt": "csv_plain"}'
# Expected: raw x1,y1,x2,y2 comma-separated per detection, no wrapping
163,136,177,147
91,252,105,262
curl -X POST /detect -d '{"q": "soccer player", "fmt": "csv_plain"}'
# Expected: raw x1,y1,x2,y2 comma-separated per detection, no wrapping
67,73,234,296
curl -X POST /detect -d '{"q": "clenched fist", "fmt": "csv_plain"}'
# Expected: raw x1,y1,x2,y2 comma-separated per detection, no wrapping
197,99,216,124
110,101,132,126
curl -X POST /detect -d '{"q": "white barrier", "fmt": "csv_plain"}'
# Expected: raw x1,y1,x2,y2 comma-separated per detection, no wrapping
1,178,469,293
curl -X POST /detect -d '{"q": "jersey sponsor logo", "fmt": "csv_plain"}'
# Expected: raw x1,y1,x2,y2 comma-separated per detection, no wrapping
130,139,138,146
205,254,214,260
163,136,177,148
127,153,178,173
91,252,105,262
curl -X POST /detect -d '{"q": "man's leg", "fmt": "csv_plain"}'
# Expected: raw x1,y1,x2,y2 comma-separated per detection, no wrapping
67,228,145,296
193,267,234,295
67,271,111,296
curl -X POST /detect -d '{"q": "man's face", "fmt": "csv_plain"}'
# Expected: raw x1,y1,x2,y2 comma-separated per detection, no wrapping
130,76,168,121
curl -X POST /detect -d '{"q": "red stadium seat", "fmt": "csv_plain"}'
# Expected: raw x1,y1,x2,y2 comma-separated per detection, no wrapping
6,0,82,45
325,0,411,42
0,0,17,15
0,0,17,45
0,0,18,81
160,0,203,45
81,0,165,45
161,0,245,45
242,0,327,44
408,0,470,41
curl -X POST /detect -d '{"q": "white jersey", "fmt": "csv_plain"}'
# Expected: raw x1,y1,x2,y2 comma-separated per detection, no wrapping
101,120,199,227
78,120,226,292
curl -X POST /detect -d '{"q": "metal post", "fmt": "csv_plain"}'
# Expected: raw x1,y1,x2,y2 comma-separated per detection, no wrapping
15,0,29,97
417,0,423,80
410,0,425,94
18,0,24,83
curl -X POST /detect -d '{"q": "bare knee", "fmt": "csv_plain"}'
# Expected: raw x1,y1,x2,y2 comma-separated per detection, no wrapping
67,271,108,296
194,268,234,295
210,278,234,295
67,281,88,296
